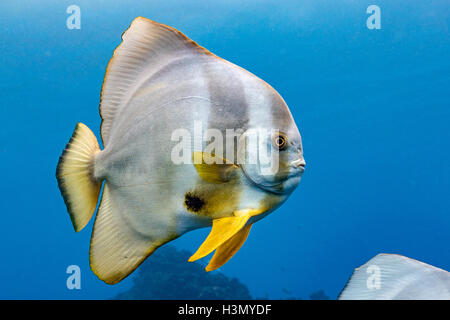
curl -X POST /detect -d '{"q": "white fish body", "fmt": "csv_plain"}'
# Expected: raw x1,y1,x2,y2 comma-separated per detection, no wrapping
56,17,305,284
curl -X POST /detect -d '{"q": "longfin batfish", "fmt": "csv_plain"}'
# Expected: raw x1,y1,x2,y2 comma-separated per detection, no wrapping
56,17,305,284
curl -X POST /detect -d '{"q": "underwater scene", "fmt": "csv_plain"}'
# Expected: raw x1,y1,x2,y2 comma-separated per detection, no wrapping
0,0,449,300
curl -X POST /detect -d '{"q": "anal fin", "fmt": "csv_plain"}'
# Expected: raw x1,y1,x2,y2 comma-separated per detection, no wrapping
90,184,176,284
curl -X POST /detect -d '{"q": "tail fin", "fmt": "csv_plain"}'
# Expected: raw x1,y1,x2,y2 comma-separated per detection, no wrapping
56,123,102,232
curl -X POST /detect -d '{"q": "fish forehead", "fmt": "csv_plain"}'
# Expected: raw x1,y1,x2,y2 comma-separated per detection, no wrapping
204,58,296,132
209,61,300,144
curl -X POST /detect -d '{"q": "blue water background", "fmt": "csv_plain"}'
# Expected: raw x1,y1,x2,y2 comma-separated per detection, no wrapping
0,0,449,299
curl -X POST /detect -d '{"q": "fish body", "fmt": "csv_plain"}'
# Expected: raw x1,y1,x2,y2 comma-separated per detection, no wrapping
56,17,305,284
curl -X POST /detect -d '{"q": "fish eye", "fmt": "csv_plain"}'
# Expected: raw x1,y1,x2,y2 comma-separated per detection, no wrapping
272,132,288,150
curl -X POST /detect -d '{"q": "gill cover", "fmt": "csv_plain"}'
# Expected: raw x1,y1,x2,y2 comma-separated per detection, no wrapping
237,129,281,188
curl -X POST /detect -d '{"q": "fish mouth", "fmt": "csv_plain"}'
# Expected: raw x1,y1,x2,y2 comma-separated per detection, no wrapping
291,158,306,169
290,158,306,176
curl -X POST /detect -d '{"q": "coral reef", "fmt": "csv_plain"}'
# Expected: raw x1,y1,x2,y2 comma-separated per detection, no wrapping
114,245,252,300
113,245,330,300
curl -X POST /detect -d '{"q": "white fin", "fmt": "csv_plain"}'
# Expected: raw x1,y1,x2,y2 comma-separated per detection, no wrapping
89,184,176,284
99,16,209,145
56,123,102,232
339,254,450,300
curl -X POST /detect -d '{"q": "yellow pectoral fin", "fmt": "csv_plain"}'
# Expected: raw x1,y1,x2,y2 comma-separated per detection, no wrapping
205,224,252,272
188,214,252,263
192,151,238,183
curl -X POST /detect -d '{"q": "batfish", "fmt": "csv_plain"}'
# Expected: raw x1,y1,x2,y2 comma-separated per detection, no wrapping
56,17,305,284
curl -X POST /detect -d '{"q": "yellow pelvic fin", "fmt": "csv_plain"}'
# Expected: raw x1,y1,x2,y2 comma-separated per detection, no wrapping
192,151,238,183
205,224,252,272
188,214,250,262
189,209,261,263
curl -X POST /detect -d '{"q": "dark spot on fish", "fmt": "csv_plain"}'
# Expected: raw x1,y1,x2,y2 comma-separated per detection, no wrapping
184,192,205,213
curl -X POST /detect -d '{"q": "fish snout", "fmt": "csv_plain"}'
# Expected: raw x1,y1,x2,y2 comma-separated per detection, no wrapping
290,158,306,169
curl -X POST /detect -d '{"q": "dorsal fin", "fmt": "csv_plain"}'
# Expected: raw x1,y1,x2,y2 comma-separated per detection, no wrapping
99,17,210,145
